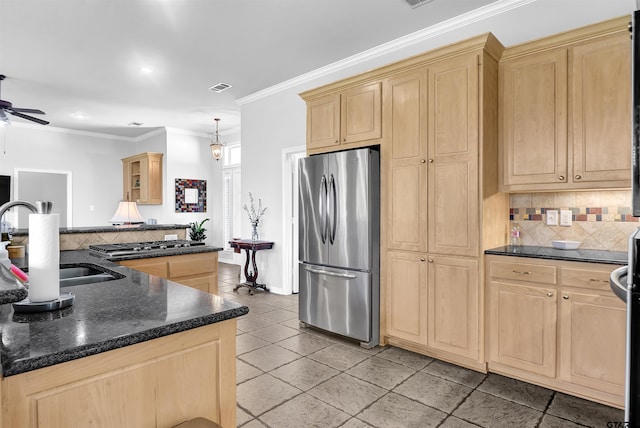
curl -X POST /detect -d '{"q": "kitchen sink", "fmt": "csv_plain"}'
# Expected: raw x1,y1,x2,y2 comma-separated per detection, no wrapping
58,266,121,287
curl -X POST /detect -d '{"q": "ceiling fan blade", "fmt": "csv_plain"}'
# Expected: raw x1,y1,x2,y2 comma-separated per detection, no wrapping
8,110,49,125
10,107,45,115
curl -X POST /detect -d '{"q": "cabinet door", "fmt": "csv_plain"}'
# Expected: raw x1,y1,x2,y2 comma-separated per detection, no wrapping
147,154,163,204
30,363,157,428
500,49,568,187
341,82,382,144
572,32,631,185
177,274,217,294
428,54,479,256
307,93,341,150
119,259,169,278
385,69,428,252
428,256,479,360
385,251,428,346
489,281,557,378
558,290,626,396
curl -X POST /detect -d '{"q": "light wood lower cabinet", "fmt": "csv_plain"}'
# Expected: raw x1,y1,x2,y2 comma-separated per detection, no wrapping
385,252,428,345
428,257,480,361
386,252,483,370
1,321,237,428
487,255,626,408
489,280,558,378
119,251,218,295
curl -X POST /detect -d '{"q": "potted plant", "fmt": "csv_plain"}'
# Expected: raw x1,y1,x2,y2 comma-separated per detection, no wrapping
188,218,209,242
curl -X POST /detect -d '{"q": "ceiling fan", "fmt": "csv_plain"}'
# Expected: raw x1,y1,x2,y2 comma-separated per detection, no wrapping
0,75,49,125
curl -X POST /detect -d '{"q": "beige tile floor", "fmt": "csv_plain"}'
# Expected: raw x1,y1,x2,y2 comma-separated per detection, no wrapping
217,263,624,428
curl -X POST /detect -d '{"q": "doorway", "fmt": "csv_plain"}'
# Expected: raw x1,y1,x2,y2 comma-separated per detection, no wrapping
13,168,72,228
282,146,305,295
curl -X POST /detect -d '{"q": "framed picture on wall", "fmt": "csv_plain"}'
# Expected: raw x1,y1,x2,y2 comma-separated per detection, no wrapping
175,178,207,212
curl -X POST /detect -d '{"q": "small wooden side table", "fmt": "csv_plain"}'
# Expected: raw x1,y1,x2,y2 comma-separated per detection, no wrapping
229,239,274,295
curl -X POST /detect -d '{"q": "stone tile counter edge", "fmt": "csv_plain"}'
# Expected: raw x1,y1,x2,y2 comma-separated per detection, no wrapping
0,249,248,377
485,245,627,265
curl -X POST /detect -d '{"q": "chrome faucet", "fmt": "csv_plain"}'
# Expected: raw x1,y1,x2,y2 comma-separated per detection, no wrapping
0,200,53,225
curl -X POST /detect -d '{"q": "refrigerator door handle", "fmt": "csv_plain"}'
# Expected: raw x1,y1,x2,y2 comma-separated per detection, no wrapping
304,266,357,279
328,173,337,244
320,175,327,244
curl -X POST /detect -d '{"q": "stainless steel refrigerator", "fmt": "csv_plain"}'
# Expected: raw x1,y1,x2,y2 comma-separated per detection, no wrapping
298,147,380,348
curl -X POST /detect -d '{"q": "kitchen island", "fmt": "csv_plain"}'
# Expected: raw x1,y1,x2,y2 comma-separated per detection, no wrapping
0,249,246,428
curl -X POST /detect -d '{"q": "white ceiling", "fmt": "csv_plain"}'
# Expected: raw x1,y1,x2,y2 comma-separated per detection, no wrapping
0,0,500,139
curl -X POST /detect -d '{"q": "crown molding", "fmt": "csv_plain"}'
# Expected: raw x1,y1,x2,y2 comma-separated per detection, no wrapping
236,0,536,106
5,121,167,142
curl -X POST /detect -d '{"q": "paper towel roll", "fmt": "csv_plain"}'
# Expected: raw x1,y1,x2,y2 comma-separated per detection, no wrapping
28,214,60,302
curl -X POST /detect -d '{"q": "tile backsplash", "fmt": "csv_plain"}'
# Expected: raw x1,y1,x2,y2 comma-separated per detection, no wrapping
510,190,635,252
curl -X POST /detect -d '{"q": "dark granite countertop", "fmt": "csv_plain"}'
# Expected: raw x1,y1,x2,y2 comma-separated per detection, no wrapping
0,249,248,377
10,223,190,236
485,245,627,265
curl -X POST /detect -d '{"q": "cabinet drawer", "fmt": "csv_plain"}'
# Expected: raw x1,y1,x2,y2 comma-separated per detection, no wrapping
168,253,217,278
561,266,616,292
489,260,557,284
119,260,168,277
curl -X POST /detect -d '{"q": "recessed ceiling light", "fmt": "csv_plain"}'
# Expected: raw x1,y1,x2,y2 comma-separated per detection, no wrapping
128,121,144,126
71,112,87,120
139,67,153,74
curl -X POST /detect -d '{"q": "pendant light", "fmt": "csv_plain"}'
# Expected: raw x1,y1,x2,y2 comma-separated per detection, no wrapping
210,117,226,161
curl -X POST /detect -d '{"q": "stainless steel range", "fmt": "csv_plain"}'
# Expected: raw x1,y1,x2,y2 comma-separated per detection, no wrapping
89,240,205,258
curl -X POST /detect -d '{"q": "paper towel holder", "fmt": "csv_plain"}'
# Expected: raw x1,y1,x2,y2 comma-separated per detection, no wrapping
0,200,75,313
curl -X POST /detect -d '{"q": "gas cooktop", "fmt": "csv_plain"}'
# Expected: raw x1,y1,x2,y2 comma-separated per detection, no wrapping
89,240,205,258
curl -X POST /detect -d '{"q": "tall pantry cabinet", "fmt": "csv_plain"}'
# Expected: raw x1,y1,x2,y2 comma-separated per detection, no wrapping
301,33,510,372
382,34,508,371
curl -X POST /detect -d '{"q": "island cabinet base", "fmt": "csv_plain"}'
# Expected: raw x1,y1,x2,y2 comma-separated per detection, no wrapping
0,320,237,428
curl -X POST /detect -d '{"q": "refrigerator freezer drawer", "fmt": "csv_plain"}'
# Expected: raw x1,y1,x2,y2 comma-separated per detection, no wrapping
299,263,372,342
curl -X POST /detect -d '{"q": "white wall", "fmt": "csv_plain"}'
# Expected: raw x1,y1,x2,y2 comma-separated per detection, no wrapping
0,125,225,247
0,124,127,226
239,0,636,294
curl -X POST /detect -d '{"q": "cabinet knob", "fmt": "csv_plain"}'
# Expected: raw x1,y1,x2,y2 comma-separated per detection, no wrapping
420,257,426,262
333,139,339,144
428,159,434,163
342,138,346,142
428,258,434,263
558,176,565,181
547,292,553,297
563,295,569,300
575,174,582,180
420,159,426,163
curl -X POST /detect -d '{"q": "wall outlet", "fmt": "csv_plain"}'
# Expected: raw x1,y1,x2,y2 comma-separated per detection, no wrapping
560,210,572,226
546,210,558,226
164,234,178,241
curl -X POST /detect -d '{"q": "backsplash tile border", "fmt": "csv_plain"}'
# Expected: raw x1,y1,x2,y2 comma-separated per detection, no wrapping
509,190,637,252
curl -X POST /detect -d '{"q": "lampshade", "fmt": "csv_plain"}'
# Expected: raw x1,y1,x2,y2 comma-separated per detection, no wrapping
110,201,144,225
210,117,226,161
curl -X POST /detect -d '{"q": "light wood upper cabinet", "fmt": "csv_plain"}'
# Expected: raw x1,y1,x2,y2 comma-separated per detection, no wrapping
122,152,163,205
500,18,631,191
428,55,479,257
304,82,381,153
500,49,568,187
306,93,340,150
385,69,428,252
572,32,631,185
